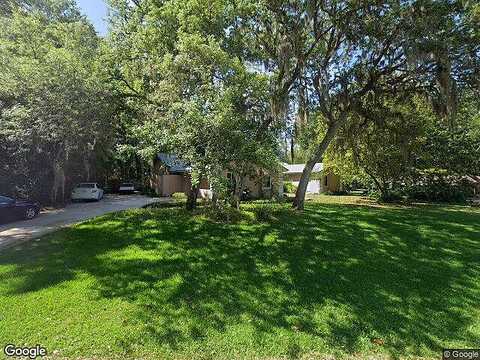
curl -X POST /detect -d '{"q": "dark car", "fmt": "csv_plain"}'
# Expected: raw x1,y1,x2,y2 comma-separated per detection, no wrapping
118,182,135,194
0,195,40,224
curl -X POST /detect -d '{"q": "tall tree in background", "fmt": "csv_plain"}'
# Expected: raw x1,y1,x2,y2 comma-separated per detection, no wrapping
289,0,479,209
332,96,435,200
107,0,478,210
321,1,479,203
106,0,280,209
0,0,114,205
222,0,435,208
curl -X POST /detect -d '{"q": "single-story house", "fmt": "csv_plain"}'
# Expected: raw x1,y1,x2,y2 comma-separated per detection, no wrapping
465,175,480,196
150,153,192,197
151,153,342,198
283,163,342,194
151,153,284,199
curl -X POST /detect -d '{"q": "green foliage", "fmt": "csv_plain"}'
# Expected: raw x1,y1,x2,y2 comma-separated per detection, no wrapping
418,94,480,177
106,0,281,207
323,149,369,189
171,192,187,200
0,3,114,204
201,204,246,224
329,92,480,202
331,96,433,195
283,181,297,194
276,0,479,208
368,174,474,204
369,189,404,203
250,203,280,222
404,181,473,204
2,0,478,213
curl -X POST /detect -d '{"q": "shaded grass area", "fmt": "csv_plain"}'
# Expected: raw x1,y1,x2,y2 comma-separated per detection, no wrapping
0,198,479,359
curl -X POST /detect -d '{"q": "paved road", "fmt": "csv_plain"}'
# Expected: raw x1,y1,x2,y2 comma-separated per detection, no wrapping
0,195,167,250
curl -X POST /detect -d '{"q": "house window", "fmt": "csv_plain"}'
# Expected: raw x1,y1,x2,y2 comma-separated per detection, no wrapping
262,175,272,189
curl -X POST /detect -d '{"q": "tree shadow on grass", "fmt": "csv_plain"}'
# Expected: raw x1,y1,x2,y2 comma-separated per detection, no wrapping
0,204,479,357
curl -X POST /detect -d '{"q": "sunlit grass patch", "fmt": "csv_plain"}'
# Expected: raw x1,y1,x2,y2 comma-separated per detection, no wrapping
0,197,479,359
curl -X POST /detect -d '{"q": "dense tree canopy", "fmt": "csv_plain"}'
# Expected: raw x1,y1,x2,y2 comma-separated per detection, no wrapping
106,0,283,208
263,0,480,207
0,0,478,209
0,0,114,204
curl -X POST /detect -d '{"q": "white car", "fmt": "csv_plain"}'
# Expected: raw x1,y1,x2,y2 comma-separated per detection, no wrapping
71,183,104,201
118,182,135,194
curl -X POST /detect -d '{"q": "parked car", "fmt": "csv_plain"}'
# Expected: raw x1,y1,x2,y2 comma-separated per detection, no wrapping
0,195,40,223
71,183,104,202
103,184,114,194
118,182,135,194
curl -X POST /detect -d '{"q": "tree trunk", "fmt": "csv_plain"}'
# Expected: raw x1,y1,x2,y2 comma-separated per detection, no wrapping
291,124,296,163
211,191,218,208
293,116,346,210
186,182,199,210
284,134,289,162
435,54,457,127
51,161,66,206
292,156,319,210
51,145,67,206
363,168,388,199
84,157,91,182
232,174,244,210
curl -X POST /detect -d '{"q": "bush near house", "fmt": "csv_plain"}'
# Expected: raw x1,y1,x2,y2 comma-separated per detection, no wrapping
404,181,474,203
283,181,297,194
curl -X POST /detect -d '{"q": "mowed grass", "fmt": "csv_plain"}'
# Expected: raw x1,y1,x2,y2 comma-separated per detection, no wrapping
0,197,479,359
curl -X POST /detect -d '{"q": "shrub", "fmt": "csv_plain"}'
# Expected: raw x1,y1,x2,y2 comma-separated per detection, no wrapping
368,179,473,204
367,188,404,203
252,204,280,222
324,190,349,196
404,182,472,203
143,202,184,209
172,192,187,200
283,181,297,194
381,190,404,203
202,205,246,223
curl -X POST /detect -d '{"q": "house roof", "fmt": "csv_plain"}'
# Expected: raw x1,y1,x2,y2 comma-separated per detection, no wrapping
157,153,190,173
465,175,480,184
283,163,323,174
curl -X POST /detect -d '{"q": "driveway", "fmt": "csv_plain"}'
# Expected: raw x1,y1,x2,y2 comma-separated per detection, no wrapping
0,194,168,250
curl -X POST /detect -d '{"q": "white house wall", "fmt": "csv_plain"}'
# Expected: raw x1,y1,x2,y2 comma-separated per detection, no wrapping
291,180,322,194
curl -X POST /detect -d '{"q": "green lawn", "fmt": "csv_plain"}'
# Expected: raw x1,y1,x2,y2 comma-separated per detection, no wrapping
1,197,479,359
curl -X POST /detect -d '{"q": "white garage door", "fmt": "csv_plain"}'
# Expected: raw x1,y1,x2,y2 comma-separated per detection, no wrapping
306,180,321,194
291,180,321,194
